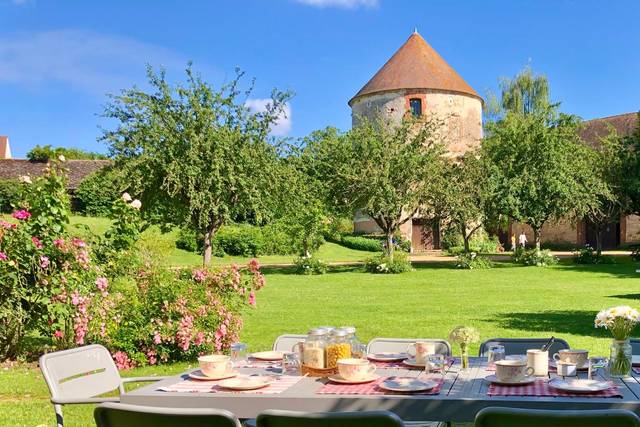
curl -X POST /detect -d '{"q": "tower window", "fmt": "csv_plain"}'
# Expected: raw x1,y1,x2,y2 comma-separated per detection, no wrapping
409,98,422,117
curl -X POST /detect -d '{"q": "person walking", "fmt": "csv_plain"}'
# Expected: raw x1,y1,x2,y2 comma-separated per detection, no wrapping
518,232,528,249
510,234,516,251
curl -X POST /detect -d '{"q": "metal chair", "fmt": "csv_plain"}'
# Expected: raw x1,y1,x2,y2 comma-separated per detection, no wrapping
272,334,306,352
95,402,241,427
478,338,570,357
256,409,404,427
474,407,640,427
630,338,640,354
367,338,452,356
39,344,167,427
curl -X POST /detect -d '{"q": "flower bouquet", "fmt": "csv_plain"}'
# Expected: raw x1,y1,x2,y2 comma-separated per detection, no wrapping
449,326,479,369
595,306,640,377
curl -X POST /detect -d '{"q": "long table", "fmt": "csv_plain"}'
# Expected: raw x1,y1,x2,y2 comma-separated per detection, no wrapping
121,357,640,422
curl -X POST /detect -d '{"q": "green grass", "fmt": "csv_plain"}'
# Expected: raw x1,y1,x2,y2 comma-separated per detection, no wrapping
5,258,640,426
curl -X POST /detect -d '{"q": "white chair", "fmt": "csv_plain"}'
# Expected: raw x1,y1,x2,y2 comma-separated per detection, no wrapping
95,402,242,427
39,344,167,427
272,334,306,352
367,338,452,356
478,338,570,357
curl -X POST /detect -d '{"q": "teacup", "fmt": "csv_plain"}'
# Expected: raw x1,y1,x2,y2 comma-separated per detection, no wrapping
495,359,534,383
556,361,577,377
198,354,234,378
406,342,436,364
553,349,588,369
526,349,548,377
337,358,376,381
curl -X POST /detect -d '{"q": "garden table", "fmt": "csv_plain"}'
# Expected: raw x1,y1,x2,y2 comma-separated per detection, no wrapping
121,357,640,422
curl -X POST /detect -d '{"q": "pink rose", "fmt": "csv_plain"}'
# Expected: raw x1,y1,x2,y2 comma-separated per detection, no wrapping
95,277,108,292
0,220,15,230
31,236,43,249
53,330,64,339
53,238,65,248
192,269,207,282
72,237,86,248
153,331,162,344
0,252,7,261
248,291,256,306
11,210,31,220
39,255,50,269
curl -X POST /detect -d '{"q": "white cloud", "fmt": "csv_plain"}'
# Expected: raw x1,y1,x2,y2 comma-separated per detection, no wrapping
294,0,378,8
245,98,292,136
0,30,185,94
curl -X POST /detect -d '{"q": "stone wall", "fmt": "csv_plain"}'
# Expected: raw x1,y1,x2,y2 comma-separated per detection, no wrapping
624,215,640,244
509,219,580,246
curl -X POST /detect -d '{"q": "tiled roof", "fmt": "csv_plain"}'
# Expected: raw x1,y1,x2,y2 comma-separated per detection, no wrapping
349,31,481,106
0,159,111,190
579,112,638,146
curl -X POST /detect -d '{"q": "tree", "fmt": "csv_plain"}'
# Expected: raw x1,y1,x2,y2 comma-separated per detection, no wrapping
622,113,640,215
499,66,552,116
27,144,108,161
101,65,291,265
483,110,605,249
307,117,446,261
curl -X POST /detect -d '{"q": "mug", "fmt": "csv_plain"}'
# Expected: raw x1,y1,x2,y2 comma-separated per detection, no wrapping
337,358,376,381
495,359,534,382
556,361,577,377
553,349,588,369
526,349,548,376
406,341,436,364
198,354,234,378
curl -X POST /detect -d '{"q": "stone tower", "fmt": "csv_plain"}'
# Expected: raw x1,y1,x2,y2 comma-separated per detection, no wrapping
349,30,483,157
350,31,483,250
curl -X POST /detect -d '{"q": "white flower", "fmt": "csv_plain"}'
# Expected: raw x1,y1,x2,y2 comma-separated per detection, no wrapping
58,154,66,162
19,175,32,184
130,199,142,209
121,192,132,202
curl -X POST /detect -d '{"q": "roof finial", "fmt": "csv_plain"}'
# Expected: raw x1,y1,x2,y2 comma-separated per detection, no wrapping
413,27,418,34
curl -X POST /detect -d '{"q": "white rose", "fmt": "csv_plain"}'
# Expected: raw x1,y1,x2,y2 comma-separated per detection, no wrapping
121,192,132,202
19,175,32,184
58,154,66,162
130,199,142,209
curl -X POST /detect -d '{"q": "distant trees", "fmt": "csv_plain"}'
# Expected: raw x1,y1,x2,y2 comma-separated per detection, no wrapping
27,145,108,161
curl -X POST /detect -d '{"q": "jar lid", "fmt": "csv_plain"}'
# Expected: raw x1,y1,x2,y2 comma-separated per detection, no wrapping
317,326,335,332
308,328,329,336
340,326,356,334
331,329,349,337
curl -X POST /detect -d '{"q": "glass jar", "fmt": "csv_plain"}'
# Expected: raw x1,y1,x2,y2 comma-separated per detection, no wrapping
340,326,364,358
326,329,352,368
302,328,328,369
609,339,632,377
230,342,248,363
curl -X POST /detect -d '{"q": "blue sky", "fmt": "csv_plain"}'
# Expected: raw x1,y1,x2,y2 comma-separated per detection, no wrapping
1,0,639,157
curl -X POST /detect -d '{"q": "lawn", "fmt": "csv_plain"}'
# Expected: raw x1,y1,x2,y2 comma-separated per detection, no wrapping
3,258,640,426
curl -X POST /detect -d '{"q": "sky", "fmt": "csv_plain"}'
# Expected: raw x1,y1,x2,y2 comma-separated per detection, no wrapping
0,0,639,157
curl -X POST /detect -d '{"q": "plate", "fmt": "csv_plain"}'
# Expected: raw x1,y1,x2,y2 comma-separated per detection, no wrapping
548,378,610,393
378,376,438,393
402,358,426,368
251,351,284,361
328,374,379,384
188,370,237,381
217,376,273,390
367,352,408,362
549,360,590,371
485,374,536,385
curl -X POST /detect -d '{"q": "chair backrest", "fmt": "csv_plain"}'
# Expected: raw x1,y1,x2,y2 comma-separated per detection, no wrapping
95,403,241,427
630,338,640,354
272,334,306,352
256,409,404,427
367,338,452,356
474,407,640,427
478,338,570,357
39,344,123,400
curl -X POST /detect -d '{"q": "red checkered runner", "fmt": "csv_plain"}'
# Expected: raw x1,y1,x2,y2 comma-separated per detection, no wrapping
487,379,621,398
157,375,302,394
317,375,444,395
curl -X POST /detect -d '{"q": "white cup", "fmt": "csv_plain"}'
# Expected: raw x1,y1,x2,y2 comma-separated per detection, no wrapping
553,349,588,369
198,355,234,378
406,342,436,364
337,358,376,381
556,361,577,377
526,349,548,377
495,359,534,383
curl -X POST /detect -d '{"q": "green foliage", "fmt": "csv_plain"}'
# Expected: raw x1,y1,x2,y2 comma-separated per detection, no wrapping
573,245,616,265
175,227,202,253
446,235,503,255
339,235,382,252
294,254,327,275
631,246,640,262
455,252,493,269
513,248,558,267
324,217,353,242
499,66,552,116
101,64,291,264
215,224,265,257
364,252,412,274
74,168,122,216
622,113,640,214
26,144,107,161
0,179,20,213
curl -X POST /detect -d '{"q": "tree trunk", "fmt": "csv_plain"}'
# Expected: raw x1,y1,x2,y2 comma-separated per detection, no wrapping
533,228,541,250
202,221,221,266
595,229,603,257
461,223,470,253
385,231,394,261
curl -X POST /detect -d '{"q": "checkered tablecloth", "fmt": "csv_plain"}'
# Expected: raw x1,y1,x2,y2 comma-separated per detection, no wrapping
487,379,622,398
157,374,302,394
371,357,455,370
317,375,444,395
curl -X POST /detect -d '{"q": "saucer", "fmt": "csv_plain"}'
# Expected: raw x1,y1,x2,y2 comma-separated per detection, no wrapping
251,351,284,361
402,358,426,368
217,376,272,390
548,378,610,393
378,376,438,392
485,374,536,385
188,370,237,381
549,360,590,371
327,374,379,384
367,352,408,362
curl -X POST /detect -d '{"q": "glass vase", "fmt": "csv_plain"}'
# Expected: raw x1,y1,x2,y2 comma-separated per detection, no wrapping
460,345,469,369
609,339,632,377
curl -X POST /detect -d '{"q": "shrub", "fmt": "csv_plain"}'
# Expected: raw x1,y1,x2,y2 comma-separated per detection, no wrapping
364,252,412,274
74,168,121,216
324,217,353,242
0,179,20,213
211,225,264,257
631,246,640,262
294,254,327,275
340,235,383,252
455,252,493,269
513,248,558,267
573,245,616,265
175,227,201,253
261,222,296,255
441,226,464,249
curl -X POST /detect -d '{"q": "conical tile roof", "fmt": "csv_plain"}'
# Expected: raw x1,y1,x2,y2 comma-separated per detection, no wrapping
349,32,481,105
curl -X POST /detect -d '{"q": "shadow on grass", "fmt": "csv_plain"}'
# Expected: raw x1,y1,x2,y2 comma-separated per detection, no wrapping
552,258,640,279
261,265,363,275
609,293,640,301
488,310,609,339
